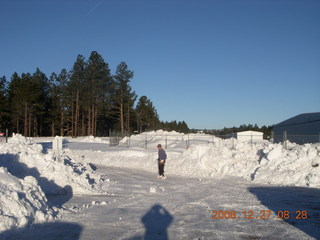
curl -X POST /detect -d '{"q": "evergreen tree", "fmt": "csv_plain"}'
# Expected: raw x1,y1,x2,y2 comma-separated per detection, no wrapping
0,76,9,131
8,72,22,133
85,51,113,136
70,55,86,137
135,96,160,132
57,68,72,136
10,72,33,136
48,72,62,136
113,61,136,134
2,51,190,137
8,69,49,137
32,68,50,136
177,121,189,133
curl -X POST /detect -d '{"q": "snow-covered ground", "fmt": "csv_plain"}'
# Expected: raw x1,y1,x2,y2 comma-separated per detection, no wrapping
0,131,320,239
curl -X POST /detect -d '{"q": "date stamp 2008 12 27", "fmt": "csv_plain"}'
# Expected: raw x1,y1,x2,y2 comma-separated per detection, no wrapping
211,210,308,220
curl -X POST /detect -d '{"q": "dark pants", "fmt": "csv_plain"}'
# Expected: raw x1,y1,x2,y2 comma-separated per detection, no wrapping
158,161,165,176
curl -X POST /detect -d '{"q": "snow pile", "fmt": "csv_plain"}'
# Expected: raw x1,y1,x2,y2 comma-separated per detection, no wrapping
149,186,157,193
73,148,151,170
0,167,55,232
118,130,214,149
72,135,109,143
0,134,107,195
74,131,320,188
170,139,264,178
253,142,320,187
171,139,320,188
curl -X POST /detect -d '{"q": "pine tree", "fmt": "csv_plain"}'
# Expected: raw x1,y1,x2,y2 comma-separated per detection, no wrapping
113,61,137,134
10,72,33,136
3,51,188,137
32,68,50,136
48,72,62,136
8,72,22,133
57,68,71,136
85,51,113,136
70,55,86,137
8,69,49,137
135,96,160,132
0,76,9,131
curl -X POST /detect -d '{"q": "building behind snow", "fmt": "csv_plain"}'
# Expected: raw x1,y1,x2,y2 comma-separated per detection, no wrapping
237,130,263,141
273,112,320,144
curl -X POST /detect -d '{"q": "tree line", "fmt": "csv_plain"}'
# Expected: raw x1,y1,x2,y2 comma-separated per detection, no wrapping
0,51,189,137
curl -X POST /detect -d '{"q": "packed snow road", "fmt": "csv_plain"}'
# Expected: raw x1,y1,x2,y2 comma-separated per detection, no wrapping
3,166,319,240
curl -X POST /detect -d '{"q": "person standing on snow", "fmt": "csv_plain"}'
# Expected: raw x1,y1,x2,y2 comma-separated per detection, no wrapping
157,144,167,179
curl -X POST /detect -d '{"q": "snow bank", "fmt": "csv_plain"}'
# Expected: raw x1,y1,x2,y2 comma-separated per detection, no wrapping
0,134,107,195
73,131,320,188
0,167,55,232
253,142,320,187
70,135,109,143
126,130,212,149
170,139,320,188
172,139,320,188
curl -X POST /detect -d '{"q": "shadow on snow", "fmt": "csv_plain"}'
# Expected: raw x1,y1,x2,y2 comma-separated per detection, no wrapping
0,153,73,204
249,186,320,239
129,204,173,240
0,222,82,240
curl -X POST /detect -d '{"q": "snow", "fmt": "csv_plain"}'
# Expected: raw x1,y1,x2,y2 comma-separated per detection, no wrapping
69,136,109,144
149,186,157,193
0,167,55,232
3,167,319,240
0,134,108,236
71,133,320,188
0,134,107,195
0,131,320,239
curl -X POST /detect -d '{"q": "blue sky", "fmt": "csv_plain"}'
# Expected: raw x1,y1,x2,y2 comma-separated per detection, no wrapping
1,0,319,129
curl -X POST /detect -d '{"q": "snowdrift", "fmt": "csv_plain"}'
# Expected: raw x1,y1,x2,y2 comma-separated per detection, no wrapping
0,167,55,232
0,134,109,232
75,131,320,188
69,135,109,143
172,139,320,188
0,134,107,195
1,131,319,233
125,130,212,148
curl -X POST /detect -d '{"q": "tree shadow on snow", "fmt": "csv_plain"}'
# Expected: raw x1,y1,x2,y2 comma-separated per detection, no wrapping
249,186,320,239
0,222,82,240
0,153,73,206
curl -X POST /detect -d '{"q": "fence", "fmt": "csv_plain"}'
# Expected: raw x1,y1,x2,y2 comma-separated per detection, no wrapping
0,129,8,143
108,131,270,150
109,130,130,147
109,131,217,149
109,130,320,150
273,131,320,149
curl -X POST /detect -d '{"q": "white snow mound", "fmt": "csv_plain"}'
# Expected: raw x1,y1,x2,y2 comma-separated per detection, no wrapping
0,134,107,195
78,131,320,188
0,167,55,232
171,139,320,188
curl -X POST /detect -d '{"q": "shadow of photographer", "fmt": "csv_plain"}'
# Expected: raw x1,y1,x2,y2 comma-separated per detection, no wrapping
141,204,173,240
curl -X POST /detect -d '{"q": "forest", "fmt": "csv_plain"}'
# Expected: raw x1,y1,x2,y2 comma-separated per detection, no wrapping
0,51,189,137
0,50,272,138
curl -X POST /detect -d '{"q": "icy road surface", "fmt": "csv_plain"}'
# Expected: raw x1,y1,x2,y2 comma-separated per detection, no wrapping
4,166,320,240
